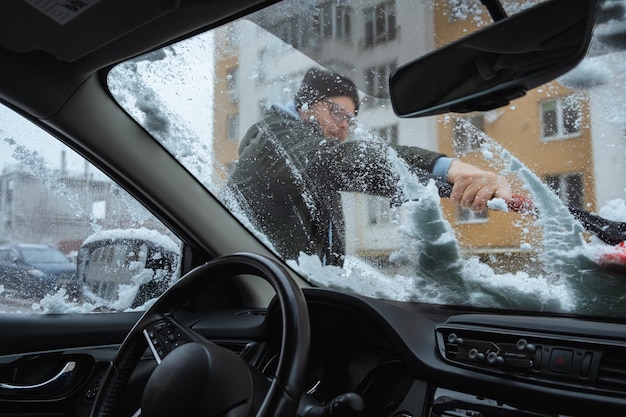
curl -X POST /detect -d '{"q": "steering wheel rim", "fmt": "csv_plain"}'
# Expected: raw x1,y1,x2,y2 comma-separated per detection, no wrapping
89,252,311,417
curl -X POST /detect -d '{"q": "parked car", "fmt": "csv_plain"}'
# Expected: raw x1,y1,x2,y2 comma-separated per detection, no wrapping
0,243,77,299
77,228,180,309
1,0,626,417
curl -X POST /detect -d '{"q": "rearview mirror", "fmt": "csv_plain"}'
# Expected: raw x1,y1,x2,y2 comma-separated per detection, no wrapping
389,0,598,118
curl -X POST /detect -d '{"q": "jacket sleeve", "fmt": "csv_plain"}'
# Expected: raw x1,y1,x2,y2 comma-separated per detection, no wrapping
310,139,446,198
392,144,446,175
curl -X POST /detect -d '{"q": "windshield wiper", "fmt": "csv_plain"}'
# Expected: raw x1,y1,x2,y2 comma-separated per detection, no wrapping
480,0,508,21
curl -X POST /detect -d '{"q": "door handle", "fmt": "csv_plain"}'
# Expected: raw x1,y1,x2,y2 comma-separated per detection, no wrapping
0,360,76,390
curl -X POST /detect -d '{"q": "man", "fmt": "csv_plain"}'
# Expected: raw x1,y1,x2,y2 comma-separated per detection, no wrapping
227,67,512,266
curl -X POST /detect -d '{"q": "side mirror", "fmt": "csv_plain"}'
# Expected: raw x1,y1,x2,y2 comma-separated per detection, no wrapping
78,231,180,308
389,0,598,118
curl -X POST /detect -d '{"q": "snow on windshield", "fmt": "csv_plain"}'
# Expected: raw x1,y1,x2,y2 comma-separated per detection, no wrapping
298,124,619,314
294,139,576,313
107,42,217,193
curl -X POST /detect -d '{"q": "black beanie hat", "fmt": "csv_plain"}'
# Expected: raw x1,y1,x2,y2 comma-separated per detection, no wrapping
294,68,360,114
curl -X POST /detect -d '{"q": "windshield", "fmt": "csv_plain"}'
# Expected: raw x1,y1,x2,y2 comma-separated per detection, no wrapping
108,0,626,318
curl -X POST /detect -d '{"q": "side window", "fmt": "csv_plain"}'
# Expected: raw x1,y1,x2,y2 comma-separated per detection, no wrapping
0,105,182,314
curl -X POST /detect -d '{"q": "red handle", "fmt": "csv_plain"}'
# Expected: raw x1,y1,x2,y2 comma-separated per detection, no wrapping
507,195,537,215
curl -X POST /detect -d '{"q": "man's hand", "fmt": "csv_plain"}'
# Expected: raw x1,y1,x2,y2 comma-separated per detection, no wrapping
446,160,512,212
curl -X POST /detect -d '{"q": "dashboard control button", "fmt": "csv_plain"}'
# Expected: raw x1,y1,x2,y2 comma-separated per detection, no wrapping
468,348,479,360
448,333,463,345
549,349,573,374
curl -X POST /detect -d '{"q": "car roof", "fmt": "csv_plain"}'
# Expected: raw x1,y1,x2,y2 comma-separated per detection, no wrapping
0,244,55,250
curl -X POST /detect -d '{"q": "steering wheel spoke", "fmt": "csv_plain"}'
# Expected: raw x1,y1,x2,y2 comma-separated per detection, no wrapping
142,316,205,364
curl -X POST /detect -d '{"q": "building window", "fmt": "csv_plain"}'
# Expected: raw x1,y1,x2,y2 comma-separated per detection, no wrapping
278,17,304,48
225,25,239,50
544,172,584,210
256,48,268,84
316,3,352,42
541,95,581,140
364,61,396,99
457,207,488,224
374,124,399,145
453,114,485,153
364,1,397,48
6,179,14,206
227,66,238,103
227,113,239,141
336,6,351,40
321,3,333,37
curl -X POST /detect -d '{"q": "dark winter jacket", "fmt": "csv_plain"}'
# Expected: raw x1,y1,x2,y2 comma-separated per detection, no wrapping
226,105,444,266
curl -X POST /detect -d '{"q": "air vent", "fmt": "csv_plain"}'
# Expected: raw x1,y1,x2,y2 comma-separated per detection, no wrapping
596,353,626,390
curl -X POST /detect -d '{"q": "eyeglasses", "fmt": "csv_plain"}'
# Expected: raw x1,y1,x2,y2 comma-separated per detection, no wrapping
326,100,356,126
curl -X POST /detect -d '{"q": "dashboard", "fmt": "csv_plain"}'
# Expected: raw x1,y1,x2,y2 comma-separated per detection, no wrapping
208,287,626,417
90,286,626,417
3,286,626,417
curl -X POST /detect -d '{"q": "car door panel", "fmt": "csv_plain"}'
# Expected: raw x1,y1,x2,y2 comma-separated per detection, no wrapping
0,313,142,357
0,312,142,416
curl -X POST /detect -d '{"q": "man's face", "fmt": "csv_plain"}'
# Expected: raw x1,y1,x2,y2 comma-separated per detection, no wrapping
306,96,356,141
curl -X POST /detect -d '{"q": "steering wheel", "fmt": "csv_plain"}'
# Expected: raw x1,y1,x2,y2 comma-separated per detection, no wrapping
89,252,311,417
